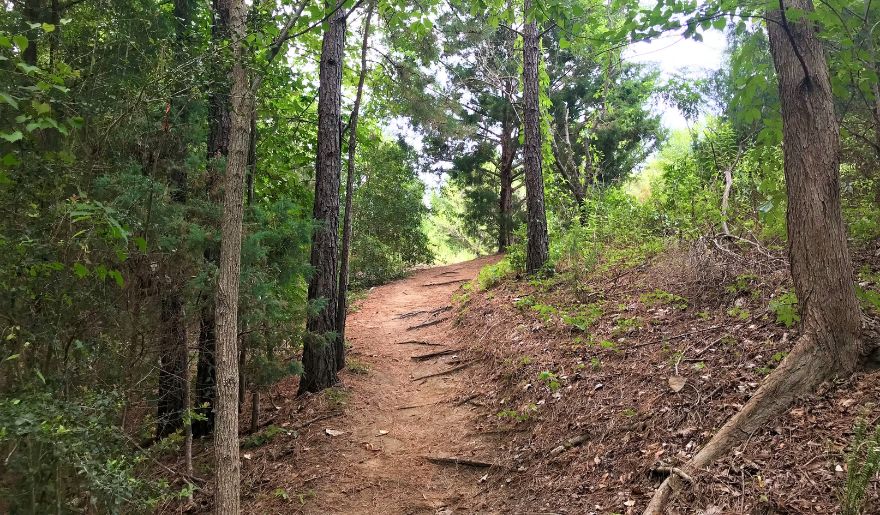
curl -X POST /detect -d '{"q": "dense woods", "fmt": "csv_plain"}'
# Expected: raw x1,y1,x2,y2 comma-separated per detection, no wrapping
2,0,880,512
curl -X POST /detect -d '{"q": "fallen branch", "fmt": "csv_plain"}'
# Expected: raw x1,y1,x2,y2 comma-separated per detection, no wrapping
627,325,722,350
412,362,473,381
435,270,461,277
406,316,450,331
395,340,444,346
422,278,469,287
549,432,590,456
410,348,461,361
423,455,495,468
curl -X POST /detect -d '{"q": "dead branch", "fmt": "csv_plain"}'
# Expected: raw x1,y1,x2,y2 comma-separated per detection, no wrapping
627,325,722,350
549,432,590,456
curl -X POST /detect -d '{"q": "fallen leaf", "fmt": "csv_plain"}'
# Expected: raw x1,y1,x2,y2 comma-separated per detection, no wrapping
325,428,345,437
377,429,389,436
668,375,687,393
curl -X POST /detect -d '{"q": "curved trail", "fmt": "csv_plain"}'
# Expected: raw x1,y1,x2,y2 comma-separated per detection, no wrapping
289,256,500,514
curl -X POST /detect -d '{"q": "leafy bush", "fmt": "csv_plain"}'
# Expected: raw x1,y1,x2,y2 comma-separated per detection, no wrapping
769,291,800,328
475,257,514,290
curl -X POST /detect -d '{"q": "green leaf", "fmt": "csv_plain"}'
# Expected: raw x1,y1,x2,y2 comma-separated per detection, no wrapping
0,131,23,143
16,62,39,74
109,270,125,287
12,35,28,52
72,262,88,278
0,92,19,109
41,23,55,33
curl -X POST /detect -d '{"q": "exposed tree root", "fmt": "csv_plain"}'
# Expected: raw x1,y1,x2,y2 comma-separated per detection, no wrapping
410,348,461,361
394,340,444,346
643,332,860,514
422,278,469,287
406,317,450,331
423,455,495,468
411,362,473,381
394,306,451,320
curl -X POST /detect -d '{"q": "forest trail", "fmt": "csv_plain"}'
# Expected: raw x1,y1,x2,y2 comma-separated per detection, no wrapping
272,255,501,514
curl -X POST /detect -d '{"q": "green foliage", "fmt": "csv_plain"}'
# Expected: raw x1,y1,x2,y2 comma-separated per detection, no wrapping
769,292,800,328
842,419,880,515
350,138,433,287
0,392,163,512
475,257,515,290
537,370,561,392
640,289,688,309
496,403,537,422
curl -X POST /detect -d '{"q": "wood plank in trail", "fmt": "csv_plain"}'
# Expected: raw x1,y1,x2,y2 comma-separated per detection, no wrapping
275,256,501,514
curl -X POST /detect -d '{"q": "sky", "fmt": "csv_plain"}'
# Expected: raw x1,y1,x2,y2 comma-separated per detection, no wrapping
624,29,727,130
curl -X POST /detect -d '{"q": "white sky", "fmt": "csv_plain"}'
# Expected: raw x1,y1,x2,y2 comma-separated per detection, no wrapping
624,29,727,130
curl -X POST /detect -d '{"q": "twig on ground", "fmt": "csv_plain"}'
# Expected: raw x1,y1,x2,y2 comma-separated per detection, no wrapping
627,325,722,350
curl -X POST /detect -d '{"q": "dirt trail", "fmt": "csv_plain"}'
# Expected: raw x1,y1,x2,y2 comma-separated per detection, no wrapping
277,256,501,514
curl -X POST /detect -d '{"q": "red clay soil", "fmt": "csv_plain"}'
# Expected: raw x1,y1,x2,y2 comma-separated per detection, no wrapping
228,255,504,514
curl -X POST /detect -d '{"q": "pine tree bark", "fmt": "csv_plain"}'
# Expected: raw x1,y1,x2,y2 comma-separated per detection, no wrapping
521,0,549,274
498,107,516,253
213,0,250,507
299,1,346,394
337,0,375,355
644,0,873,511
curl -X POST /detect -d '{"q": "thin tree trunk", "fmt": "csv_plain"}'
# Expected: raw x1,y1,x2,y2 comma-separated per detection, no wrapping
249,390,259,434
156,293,187,438
644,0,871,511
213,0,250,506
194,0,234,439
498,108,515,253
337,0,374,363
521,0,549,274
299,1,346,394
720,166,733,236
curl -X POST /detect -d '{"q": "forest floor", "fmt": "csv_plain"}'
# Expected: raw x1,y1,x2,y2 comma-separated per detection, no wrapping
226,255,505,514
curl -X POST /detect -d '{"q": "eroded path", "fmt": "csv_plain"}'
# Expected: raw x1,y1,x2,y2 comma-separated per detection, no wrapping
261,256,501,514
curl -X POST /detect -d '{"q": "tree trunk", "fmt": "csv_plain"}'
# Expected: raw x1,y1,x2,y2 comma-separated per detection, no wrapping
156,292,187,438
337,0,374,357
299,1,346,394
644,1,870,511
213,0,250,506
193,0,234,438
498,108,515,253
521,0,549,274
193,309,216,437
22,0,39,65
249,390,259,434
